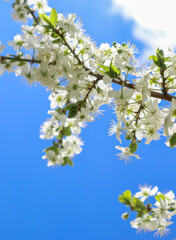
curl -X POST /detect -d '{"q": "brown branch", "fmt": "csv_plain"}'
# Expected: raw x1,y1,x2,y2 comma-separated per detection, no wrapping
25,4,40,25
29,10,39,25
160,69,167,96
1,55,175,102
82,75,102,102
112,79,176,102
0,56,41,64
54,29,83,66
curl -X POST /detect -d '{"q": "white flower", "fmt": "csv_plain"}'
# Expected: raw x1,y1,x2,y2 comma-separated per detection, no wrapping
100,43,110,51
8,34,23,51
49,91,67,109
135,185,158,202
116,146,140,164
130,214,151,232
33,61,55,88
42,150,64,167
154,199,172,220
165,191,175,200
108,120,122,143
62,135,84,157
40,118,59,139
103,75,112,84
28,0,51,13
154,219,172,238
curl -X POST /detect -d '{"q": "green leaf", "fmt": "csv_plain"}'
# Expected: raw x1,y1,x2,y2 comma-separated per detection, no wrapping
50,8,58,25
156,49,162,57
119,190,132,206
133,197,146,211
62,127,72,136
121,42,126,47
129,141,138,154
169,132,176,148
155,194,166,202
164,57,170,62
52,39,61,44
117,49,123,54
149,55,157,61
65,103,80,119
119,195,126,204
51,32,60,38
43,24,54,30
156,48,164,58
98,62,121,79
149,49,166,70
110,62,121,77
98,64,110,72
123,190,132,202
113,42,117,48
79,48,87,56
62,157,67,166
45,144,58,154
62,157,74,167
68,106,78,118
172,109,176,118
65,103,77,110
39,13,54,27
67,158,74,166
137,210,147,218
156,53,166,70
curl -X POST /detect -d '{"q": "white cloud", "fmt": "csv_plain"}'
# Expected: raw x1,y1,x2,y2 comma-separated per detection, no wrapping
110,0,176,60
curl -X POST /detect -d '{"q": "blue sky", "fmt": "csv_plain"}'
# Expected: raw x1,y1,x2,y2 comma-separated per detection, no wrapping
0,0,176,239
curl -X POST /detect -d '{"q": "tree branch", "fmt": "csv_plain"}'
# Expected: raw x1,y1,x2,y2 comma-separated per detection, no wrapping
1,55,175,102
112,79,176,102
29,10,39,25
27,8,176,103
0,56,41,64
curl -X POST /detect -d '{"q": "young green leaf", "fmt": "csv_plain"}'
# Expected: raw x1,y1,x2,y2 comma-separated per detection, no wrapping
62,127,72,136
155,194,166,202
65,103,79,118
67,158,74,166
98,62,121,79
45,143,58,154
62,157,74,167
123,190,132,202
169,132,176,148
133,197,146,211
149,49,166,70
129,141,138,154
110,62,121,77
119,190,132,206
50,8,58,25
39,13,54,27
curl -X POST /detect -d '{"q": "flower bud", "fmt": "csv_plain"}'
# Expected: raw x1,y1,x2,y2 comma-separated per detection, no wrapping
121,212,129,220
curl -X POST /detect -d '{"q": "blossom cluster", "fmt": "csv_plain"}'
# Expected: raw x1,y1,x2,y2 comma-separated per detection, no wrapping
1,1,176,167
10,0,51,23
1,0,176,237
119,186,176,237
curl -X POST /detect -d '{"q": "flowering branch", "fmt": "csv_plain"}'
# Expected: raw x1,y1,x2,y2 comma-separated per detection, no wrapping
1,58,175,103
119,186,176,237
1,1,176,236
